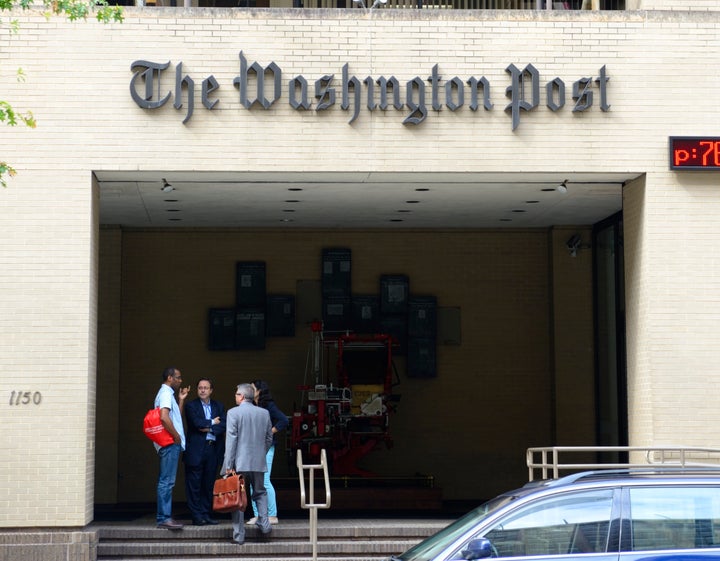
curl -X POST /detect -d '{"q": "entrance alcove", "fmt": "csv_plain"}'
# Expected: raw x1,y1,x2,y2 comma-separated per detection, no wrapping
94,170,635,515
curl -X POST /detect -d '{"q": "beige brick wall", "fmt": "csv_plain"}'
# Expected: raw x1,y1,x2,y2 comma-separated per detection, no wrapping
0,170,97,526
1,7,720,526
627,170,720,449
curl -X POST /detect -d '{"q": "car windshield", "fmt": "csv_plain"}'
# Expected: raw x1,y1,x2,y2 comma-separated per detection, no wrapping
391,494,517,561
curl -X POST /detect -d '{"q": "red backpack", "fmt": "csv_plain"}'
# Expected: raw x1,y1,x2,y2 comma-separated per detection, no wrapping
143,407,174,447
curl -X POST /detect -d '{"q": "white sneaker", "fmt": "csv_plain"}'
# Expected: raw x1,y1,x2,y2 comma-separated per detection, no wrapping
245,517,258,525
269,516,279,524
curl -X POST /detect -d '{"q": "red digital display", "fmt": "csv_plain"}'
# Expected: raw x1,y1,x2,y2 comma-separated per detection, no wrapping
670,137,720,170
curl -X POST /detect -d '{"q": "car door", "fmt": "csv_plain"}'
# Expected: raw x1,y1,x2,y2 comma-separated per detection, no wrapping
447,487,621,561
619,484,720,561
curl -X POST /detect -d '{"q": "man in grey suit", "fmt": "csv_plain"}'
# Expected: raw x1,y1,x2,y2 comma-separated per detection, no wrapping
222,383,274,545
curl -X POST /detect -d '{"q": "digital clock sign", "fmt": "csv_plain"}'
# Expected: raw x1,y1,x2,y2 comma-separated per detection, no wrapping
670,137,720,170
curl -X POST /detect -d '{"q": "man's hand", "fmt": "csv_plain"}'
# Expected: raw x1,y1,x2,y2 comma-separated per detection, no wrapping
179,386,190,401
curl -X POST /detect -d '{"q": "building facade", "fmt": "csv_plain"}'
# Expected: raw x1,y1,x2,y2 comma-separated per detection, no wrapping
1,0,719,532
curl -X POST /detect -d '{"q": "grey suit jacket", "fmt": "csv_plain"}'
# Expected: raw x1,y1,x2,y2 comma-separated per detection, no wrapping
222,401,273,473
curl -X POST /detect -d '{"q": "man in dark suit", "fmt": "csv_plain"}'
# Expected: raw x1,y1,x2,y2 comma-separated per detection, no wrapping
222,383,273,545
183,377,226,526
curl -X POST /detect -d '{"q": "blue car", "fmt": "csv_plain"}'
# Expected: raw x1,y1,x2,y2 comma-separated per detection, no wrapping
389,468,720,561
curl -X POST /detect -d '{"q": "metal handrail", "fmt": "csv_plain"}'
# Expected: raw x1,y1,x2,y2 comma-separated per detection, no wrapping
297,449,331,561
527,445,720,481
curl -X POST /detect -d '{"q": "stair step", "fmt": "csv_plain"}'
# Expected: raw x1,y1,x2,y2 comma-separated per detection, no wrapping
93,518,451,560
98,539,417,556
94,519,447,539
98,558,390,561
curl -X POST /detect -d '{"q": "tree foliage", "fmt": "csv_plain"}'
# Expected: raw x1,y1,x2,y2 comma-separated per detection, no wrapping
1,0,123,187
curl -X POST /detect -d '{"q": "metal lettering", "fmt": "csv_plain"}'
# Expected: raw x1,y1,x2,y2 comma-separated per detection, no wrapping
429,64,442,112
404,77,427,126
365,76,377,110
595,65,610,111
234,51,281,109
289,76,311,110
376,77,402,111
572,77,593,112
202,76,220,110
130,60,171,109
505,63,540,131
445,77,464,112
341,64,362,124
173,62,195,124
546,77,565,112
128,55,610,130
315,75,335,111
466,77,493,111
8,391,42,406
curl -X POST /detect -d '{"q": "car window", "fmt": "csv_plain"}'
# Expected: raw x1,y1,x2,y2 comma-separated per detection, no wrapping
629,486,720,551
462,489,614,558
396,495,521,561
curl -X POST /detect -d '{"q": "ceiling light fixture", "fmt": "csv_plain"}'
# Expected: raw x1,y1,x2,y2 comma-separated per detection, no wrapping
161,179,174,193
556,180,569,194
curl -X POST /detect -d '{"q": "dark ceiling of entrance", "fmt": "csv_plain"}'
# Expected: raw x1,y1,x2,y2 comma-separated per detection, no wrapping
96,171,640,229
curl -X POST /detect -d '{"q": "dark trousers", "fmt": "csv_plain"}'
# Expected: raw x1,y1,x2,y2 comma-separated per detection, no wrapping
184,441,219,521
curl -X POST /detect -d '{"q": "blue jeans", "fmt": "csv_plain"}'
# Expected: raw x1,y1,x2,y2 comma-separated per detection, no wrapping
156,443,181,523
252,445,276,517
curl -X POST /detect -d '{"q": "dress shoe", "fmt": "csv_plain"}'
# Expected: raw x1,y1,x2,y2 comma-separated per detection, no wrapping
269,516,279,524
157,518,184,530
192,518,208,526
232,539,245,546
204,517,219,525
245,517,258,525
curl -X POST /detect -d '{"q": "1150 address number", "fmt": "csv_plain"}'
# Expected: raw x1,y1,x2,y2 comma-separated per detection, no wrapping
8,391,42,405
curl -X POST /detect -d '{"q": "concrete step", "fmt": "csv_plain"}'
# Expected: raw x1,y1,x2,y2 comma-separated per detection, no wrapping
98,558,393,561
93,518,451,560
98,539,419,558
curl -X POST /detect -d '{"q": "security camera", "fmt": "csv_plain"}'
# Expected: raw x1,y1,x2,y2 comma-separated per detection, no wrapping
566,234,583,257
566,234,581,250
